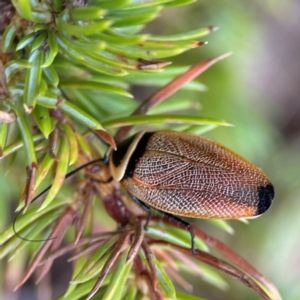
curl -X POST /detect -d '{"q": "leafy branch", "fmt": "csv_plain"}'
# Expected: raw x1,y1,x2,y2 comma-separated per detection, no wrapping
0,0,281,299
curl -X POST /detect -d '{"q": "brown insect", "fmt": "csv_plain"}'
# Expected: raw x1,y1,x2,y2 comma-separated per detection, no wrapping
109,131,274,252
15,130,274,254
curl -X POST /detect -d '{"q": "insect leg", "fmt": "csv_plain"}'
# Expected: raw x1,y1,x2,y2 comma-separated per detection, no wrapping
160,211,196,255
129,194,152,230
128,193,196,255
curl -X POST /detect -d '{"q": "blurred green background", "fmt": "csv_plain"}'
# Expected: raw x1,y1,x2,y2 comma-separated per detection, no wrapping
145,0,300,299
1,0,300,299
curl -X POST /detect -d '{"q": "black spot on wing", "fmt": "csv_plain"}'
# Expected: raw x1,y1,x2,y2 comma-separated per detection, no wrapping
255,184,274,215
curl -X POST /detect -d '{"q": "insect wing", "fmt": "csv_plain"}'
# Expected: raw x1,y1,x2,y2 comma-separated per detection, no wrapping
121,131,274,219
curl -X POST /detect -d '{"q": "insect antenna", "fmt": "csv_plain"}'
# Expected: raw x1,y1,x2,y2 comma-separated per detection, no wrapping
13,157,107,242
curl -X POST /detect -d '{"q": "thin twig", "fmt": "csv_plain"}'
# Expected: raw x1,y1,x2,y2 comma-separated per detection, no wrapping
14,207,77,290
126,221,144,264
38,232,119,265
142,240,158,291
150,241,271,300
75,184,94,244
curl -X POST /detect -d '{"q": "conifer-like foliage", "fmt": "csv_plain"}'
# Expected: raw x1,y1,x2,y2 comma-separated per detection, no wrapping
0,0,281,299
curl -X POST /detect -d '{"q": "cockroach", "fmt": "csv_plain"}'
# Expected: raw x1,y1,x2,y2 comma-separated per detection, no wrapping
108,130,274,253
14,130,274,254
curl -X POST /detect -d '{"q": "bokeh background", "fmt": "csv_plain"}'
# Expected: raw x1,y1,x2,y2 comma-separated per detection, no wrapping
145,0,300,299
1,0,300,299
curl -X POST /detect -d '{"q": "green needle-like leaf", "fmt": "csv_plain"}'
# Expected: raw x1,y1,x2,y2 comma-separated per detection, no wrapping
37,91,60,108
57,36,128,76
24,49,44,111
58,11,112,36
1,134,44,159
106,43,196,59
8,211,61,261
102,114,233,128
92,0,131,10
184,124,218,135
151,26,217,41
34,152,55,191
71,6,107,20
125,283,137,300
63,124,78,165
2,23,19,51
42,65,59,87
164,223,209,251
73,253,111,284
165,0,196,6
124,0,173,9
0,123,8,156
63,256,87,298
74,132,91,158
0,198,68,245
41,30,59,68
33,105,53,138
146,226,189,248
59,79,132,98
155,258,176,298
59,100,105,130
0,226,32,259
108,6,162,27
99,29,147,45
38,135,70,211
11,104,37,166
31,31,47,52
149,99,202,114
208,220,235,235
16,32,36,51
58,276,111,300
52,0,62,11
11,0,34,20
4,59,31,82
76,236,119,277
185,263,228,290
139,39,203,49
57,31,106,54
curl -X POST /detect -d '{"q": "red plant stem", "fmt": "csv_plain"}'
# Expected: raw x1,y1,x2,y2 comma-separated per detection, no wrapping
151,241,271,300
192,226,282,300
67,241,103,262
142,240,158,291
75,184,94,244
23,162,37,212
134,253,162,300
38,232,119,265
36,208,74,284
126,221,144,264
14,207,77,291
